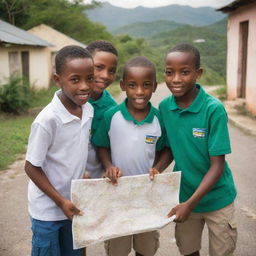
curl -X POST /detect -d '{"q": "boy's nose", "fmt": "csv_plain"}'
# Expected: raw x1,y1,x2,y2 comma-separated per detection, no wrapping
136,86,144,95
80,80,91,90
100,69,108,79
173,73,181,83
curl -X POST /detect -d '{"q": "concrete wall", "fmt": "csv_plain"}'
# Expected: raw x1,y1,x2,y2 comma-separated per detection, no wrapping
0,45,51,89
227,3,256,114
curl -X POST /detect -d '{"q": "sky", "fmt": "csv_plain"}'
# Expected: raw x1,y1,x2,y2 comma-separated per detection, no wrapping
84,0,234,9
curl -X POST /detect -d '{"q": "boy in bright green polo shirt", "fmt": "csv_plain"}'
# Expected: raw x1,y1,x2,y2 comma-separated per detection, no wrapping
93,56,171,256
85,40,118,179
159,43,237,256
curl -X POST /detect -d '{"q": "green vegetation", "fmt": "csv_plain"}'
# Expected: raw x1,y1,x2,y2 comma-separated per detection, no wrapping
0,76,31,114
0,0,114,43
85,2,226,31
0,114,34,170
213,85,227,101
113,20,184,38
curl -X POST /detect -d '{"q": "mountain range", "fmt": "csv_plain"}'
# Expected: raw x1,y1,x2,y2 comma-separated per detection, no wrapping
85,2,226,31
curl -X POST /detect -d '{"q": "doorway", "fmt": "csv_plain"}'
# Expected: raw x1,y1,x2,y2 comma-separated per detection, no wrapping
237,20,248,98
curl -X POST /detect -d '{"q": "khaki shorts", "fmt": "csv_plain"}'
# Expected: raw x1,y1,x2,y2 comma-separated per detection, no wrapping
104,231,159,256
175,203,237,256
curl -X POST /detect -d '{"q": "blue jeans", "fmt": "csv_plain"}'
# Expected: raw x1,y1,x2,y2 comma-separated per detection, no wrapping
31,218,82,256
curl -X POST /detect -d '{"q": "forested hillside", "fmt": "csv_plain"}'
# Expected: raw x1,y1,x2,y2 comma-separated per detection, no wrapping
112,20,185,38
85,2,226,31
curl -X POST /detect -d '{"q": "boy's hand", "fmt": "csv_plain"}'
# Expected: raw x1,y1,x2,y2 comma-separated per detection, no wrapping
167,202,193,223
60,199,83,220
105,165,122,185
149,168,160,180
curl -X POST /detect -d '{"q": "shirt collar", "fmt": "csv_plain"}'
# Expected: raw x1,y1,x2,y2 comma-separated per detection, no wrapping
52,90,93,124
89,90,110,107
120,98,155,125
169,84,206,113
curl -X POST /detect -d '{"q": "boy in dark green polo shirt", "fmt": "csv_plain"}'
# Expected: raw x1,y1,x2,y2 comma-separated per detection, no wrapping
159,43,237,256
85,40,118,179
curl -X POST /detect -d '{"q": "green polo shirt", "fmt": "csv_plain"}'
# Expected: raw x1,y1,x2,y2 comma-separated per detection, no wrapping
89,90,116,137
159,84,236,212
92,99,166,176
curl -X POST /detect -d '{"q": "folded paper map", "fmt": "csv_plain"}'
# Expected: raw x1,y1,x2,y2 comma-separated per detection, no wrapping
71,172,181,249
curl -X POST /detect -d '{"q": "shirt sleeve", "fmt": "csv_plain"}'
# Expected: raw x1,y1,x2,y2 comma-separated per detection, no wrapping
208,105,231,156
25,122,52,167
155,111,166,151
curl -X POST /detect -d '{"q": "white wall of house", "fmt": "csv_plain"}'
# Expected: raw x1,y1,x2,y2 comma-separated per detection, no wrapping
0,45,51,89
227,3,256,114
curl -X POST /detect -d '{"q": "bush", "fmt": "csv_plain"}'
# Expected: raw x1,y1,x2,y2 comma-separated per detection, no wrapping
0,76,31,114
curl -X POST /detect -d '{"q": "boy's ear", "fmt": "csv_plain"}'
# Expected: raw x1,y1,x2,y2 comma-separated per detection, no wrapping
120,79,126,92
196,68,203,80
53,73,60,86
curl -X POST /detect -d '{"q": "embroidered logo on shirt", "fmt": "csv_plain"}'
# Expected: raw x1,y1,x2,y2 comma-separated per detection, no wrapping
193,128,206,138
145,135,157,144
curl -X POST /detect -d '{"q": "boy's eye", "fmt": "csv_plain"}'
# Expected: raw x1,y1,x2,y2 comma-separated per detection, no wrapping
165,70,173,76
71,77,79,83
109,68,116,74
87,76,94,82
127,83,136,88
143,82,152,88
95,65,103,71
181,70,190,75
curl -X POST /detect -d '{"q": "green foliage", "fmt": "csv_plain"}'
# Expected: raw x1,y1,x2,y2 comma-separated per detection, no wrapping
0,0,114,44
213,85,227,101
114,36,146,80
0,76,31,114
112,20,185,38
29,85,59,108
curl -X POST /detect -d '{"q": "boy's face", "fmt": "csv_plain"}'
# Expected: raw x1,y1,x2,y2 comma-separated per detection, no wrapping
54,57,94,107
92,51,118,96
164,51,202,98
120,66,157,112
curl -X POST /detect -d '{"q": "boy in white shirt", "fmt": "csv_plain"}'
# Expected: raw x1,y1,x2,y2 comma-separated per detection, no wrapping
25,45,94,256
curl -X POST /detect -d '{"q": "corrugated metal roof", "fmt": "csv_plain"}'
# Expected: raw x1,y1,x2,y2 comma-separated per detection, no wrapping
217,0,255,13
0,19,53,46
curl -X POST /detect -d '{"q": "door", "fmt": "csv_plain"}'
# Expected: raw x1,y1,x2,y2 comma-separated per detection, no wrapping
21,51,29,82
237,20,249,98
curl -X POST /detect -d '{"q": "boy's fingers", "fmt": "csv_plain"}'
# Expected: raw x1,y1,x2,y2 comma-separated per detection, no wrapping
167,208,176,218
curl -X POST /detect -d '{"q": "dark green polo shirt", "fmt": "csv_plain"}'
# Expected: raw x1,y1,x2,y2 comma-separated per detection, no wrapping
89,90,116,137
159,84,236,212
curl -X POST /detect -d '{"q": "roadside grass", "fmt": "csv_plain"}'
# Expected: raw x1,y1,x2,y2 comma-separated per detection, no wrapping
212,85,227,101
0,114,34,170
0,83,121,170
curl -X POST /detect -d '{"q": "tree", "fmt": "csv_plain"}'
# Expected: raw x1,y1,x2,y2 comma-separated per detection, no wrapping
0,0,114,44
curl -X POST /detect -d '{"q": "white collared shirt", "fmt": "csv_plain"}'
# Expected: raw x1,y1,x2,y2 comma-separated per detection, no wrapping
26,90,93,221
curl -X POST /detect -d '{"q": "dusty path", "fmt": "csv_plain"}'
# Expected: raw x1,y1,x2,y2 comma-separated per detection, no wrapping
0,84,256,256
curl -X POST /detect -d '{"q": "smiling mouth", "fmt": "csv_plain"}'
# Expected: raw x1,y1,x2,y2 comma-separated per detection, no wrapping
77,93,90,100
134,98,146,104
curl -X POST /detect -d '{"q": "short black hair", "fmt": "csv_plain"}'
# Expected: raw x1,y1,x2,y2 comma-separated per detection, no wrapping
166,43,200,69
86,40,118,57
55,45,92,74
123,56,156,80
